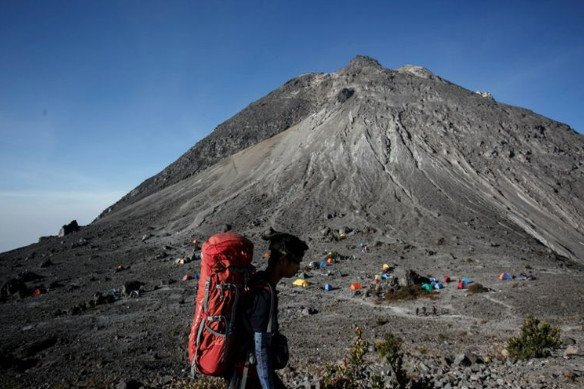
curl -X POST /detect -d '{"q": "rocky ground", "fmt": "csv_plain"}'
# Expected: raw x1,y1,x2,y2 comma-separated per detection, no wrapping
1,221,583,388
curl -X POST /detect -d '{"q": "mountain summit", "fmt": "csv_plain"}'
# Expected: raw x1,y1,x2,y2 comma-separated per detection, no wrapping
100,56,584,263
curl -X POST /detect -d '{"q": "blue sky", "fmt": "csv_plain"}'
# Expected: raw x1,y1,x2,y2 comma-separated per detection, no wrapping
1,0,583,252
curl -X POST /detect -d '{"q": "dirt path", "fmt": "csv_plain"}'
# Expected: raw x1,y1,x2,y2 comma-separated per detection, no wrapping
483,295,515,311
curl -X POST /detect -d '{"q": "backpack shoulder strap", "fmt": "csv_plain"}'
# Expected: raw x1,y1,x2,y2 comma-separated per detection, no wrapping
266,283,275,334
251,281,275,334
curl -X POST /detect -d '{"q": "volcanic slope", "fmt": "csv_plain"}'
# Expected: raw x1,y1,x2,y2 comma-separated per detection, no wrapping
102,56,584,264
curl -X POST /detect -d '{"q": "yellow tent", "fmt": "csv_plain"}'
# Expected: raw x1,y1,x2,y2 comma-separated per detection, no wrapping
293,279,310,288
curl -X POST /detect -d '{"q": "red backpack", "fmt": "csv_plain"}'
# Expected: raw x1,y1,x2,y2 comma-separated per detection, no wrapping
188,232,255,376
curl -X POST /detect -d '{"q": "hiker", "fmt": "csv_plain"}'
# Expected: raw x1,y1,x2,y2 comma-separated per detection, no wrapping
228,229,309,389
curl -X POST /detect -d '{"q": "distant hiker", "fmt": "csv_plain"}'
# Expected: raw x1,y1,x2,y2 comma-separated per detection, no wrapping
457,279,464,289
415,307,419,316
228,229,309,389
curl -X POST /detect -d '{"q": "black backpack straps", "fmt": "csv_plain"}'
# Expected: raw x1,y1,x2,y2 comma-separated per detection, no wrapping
250,280,275,334
266,282,275,334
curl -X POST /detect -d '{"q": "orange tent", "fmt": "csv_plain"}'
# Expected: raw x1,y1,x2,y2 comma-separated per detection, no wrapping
350,282,362,291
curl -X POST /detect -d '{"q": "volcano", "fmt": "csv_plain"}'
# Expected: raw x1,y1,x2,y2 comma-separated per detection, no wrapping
1,56,583,388
102,55,584,263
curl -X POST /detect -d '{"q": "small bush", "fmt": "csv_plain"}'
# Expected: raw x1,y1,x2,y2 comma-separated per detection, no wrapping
346,327,368,369
376,333,408,388
377,332,403,366
467,283,488,294
321,328,433,389
321,326,369,388
507,315,561,359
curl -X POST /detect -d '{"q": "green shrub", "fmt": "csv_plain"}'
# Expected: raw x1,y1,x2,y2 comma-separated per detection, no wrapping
377,332,403,366
321,328,434,389
507,315,561,359
321,326,369,388
376,332,408,388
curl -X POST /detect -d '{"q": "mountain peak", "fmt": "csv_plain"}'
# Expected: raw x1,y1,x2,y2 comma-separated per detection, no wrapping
344,55,383,71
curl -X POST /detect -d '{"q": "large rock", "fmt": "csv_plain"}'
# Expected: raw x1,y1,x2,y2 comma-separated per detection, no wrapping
404,270,431,286
122,281,143,296
564,345,582,358
0,278,27,299
58,220,80,237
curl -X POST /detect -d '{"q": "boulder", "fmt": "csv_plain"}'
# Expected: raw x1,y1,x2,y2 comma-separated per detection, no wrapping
122,281,143,296
58,220,80,237
115,380,142,389
337,88,355,103
453,353,473,367
404,270,430,286
564,345,582,358
301,307,318,315
1,278,27,299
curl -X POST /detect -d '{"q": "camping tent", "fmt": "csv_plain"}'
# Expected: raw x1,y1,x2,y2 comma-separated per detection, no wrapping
293,279,310,287
421,283,433,292
349,282,362,291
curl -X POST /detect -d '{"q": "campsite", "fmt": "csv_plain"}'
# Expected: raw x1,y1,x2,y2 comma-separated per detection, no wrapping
1,215,583,387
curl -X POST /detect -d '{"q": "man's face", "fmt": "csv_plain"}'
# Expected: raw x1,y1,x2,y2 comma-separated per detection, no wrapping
281,254,302,277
